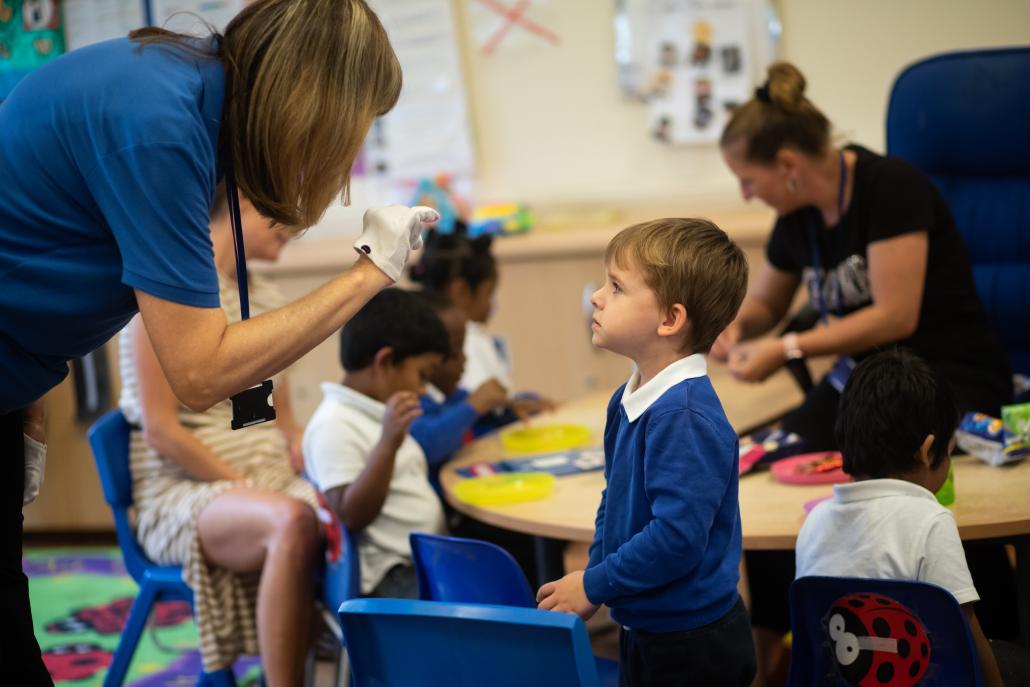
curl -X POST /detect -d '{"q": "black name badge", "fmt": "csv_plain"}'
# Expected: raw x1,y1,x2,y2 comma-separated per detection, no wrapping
230,379,277,430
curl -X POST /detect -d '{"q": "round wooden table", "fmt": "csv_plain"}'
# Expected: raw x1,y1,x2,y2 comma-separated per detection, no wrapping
440,363,1030,643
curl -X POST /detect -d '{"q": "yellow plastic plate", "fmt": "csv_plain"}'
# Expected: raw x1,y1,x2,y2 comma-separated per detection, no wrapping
453,472,555,506
500,423,592,455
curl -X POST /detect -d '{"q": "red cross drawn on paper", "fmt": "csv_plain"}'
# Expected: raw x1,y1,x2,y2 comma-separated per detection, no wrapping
478,0,560,56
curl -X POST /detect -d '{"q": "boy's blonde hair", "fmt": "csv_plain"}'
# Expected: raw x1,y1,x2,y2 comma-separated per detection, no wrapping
605,218,748,353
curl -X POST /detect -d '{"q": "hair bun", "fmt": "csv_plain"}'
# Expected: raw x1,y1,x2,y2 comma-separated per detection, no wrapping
765,62,807,112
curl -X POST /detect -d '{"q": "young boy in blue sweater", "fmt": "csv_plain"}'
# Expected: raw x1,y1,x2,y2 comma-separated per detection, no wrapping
536,218,756,686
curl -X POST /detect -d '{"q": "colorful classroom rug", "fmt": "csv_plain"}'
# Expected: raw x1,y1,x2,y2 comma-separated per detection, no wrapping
25,547,261,686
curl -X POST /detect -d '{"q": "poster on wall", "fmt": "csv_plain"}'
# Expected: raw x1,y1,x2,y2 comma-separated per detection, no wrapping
361,0,475,210
615,0,779,145
0,0,65,97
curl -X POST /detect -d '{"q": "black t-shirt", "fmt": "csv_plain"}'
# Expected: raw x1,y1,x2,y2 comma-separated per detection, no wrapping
766,145,1009,394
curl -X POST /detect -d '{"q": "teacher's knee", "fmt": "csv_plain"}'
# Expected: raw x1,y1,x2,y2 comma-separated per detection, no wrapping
268,498,319,558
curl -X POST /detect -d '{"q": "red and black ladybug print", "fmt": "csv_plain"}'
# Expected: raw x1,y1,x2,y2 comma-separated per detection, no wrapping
827,593,930,686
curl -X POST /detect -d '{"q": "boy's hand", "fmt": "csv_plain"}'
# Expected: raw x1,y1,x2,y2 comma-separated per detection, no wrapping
468,379,509,414
536,570,599,621
381,391,423,447
510,395,556,422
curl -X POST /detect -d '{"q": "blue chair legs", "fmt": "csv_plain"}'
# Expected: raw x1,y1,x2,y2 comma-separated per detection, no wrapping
103,580,158,687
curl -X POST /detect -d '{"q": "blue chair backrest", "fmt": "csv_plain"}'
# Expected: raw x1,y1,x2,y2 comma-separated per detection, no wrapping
789,576,982,686
87,409,152,584
323,525,361,617
410,532,535,608
338,598,600,687
886,47,1030,375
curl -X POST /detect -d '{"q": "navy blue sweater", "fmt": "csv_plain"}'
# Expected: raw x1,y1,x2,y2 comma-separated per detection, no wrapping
582,375,742,631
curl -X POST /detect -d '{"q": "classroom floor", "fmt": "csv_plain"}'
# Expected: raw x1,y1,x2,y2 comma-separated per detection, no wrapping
26,544,621,686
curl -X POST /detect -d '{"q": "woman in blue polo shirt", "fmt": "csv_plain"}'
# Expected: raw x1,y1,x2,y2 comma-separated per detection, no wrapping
0,1,431,682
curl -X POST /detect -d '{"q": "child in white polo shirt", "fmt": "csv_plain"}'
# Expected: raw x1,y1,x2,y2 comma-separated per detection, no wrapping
304,288,450,598
795,349,1002,687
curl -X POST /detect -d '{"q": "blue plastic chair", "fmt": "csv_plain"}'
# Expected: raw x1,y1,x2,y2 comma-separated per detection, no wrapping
88,409,236,686
887,47,1030,377
338,598,600,687
410,532,620,686
789,576,982,686
411,532,536,607
312,515,361,687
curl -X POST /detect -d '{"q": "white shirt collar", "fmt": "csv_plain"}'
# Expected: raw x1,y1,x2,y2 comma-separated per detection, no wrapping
320,382,385,421
425,383,446,404
620,353,707,422
832,478,937,504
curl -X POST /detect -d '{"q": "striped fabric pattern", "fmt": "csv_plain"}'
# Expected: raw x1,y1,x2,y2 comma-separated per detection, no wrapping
119,272,319,670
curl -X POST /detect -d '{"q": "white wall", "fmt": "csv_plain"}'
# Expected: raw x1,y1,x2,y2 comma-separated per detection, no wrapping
779,0,1030,152
452,0,1030,206
309,0,1030,237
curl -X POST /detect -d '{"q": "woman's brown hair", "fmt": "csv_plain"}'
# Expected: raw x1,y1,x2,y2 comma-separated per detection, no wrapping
720,62,830,164
131,0,401,232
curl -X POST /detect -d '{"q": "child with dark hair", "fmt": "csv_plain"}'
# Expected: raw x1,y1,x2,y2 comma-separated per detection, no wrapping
303,288,451,598
407,291,508,486
796,348,1003,687
411,224,553,419
408,290,540,580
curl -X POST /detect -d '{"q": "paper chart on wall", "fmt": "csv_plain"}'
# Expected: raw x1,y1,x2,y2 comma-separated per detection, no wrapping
62,0,145,52
616,0,779,145
150,0,246,33
361,0,475,206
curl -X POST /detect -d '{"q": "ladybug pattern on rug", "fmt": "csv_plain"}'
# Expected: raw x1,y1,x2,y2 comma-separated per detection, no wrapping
827,593,930,686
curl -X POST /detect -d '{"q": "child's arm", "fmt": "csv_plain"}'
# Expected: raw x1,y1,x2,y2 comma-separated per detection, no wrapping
509,394,556,421
273,377,306,473
582,409,733,606
409,381,506,466
325,391,422,531
962,604,1003,687
129,318,245,482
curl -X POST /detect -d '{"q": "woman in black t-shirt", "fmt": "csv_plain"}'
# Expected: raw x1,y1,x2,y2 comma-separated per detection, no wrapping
714,63,1010,447
714,62,1015,678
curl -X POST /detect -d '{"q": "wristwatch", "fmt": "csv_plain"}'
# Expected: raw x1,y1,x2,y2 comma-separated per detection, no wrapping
782,333,804,360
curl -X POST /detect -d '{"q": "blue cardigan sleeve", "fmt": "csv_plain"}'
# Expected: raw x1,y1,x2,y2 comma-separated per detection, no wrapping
410,392,479,467
587,388,623,570
583,408,734,604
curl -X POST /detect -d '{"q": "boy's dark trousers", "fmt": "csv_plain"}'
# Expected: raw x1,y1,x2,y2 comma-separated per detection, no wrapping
618,597,756,687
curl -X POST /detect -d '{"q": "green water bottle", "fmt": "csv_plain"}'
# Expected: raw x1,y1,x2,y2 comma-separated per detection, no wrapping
935,464,955,506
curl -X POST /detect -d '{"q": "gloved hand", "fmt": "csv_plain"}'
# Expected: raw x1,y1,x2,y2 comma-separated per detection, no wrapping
23,434,46,505
354,205,439,281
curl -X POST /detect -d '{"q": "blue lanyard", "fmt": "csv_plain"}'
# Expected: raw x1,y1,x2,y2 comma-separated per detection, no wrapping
807,151,848,324
224,166,250,320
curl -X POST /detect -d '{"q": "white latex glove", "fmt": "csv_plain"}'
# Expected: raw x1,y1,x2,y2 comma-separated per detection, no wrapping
354,205,439,281
23,434,46,505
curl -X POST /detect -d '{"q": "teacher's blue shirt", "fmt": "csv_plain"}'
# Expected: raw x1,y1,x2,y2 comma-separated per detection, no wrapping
0,37,223,412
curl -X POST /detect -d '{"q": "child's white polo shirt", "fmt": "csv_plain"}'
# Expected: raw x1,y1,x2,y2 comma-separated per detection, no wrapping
795,478,979,605
304,382,445,595
459,320,513,391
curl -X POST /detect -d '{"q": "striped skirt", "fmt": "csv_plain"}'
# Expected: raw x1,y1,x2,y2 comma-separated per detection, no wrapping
130,420,319,671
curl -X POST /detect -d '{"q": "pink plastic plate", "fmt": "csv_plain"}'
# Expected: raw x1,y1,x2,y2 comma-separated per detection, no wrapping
771,451,849,485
